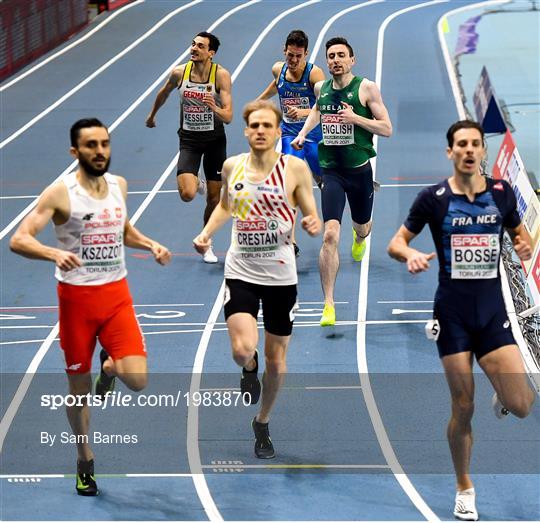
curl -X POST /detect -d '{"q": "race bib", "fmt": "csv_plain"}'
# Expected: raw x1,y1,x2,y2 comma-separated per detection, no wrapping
451,234,499,279
235,219,279,258
80,232,123,274
182,104,214,132
281,97,310,124
321,114,354,145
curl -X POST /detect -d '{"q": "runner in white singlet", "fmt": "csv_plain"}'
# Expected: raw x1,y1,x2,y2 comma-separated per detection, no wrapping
193,100,321,459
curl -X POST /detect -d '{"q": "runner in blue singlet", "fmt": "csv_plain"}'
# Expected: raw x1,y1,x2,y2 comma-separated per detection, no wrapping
388,120,536,522
257,29,325,187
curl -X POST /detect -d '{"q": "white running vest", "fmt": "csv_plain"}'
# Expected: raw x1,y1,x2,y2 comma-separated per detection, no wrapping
54,172,127,285
225,154,297,285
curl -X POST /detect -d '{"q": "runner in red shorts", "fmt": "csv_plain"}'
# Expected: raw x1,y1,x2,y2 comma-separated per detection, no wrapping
10,118,171,497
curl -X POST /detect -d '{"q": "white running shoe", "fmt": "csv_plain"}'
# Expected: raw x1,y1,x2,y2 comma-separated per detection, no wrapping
492,392,509,419
197,178,207,196
202,246,218,264
454,488,478,521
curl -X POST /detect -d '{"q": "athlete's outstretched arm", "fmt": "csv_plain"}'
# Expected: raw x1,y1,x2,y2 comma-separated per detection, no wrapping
290,158,321,236
9,184,82,271
146,67,182,127
387,225,435,274
291,81,323,150
193,157,235,253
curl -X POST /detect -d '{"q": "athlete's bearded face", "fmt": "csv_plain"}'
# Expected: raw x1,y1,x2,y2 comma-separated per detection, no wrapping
447,128,485,177
71,127,111,177
284,44,307,72
245,109,281,151
326,44,355,77
190,36,214,63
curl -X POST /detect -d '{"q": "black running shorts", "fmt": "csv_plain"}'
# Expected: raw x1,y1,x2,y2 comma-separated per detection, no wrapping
224,278,297,336
434,283,516,361
177,134,226,182
321,162,374,224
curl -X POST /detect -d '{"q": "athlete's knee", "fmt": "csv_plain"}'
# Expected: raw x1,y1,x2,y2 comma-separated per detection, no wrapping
322,226,340,247
451,396,474,423
264,353,287,375
67,374,92,396
505,393,534,419
122,373,147,392
231,340,256,368
178,187,196,202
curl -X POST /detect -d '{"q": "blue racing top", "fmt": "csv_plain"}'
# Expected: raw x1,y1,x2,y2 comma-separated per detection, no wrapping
276,62,321,142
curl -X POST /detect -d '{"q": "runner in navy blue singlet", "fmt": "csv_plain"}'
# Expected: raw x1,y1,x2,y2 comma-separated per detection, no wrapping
388,120,536,521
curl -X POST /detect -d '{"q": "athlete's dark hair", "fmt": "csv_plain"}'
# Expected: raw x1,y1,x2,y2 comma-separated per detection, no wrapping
446,120,485,147
70,118,108,147
243,99,282,126
196,31,220,52
285,30,309,50
325,36,354,57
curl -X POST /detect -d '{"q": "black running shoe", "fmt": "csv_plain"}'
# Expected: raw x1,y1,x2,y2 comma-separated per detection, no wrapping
252,417,275,459
241,350,260,405
94,349,115,400
293,243,300,258
76,459,99,496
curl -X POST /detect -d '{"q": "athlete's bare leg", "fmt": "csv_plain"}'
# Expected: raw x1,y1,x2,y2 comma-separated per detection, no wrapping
66,373,93,462
442,351,475,492
177,172,198,202
226,312,258,370
257,332,290,423
478,345,535,417
103,355,147,391
319,219,341,306
205,181,222,224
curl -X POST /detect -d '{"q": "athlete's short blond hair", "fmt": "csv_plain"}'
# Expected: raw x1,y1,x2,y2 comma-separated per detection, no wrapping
242,100,282,126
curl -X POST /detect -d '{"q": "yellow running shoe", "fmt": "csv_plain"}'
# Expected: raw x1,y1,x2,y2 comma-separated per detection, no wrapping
351,229,366,262
320,303,336,327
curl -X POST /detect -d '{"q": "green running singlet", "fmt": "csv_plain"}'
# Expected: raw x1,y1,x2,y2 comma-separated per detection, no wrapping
317,76,376,169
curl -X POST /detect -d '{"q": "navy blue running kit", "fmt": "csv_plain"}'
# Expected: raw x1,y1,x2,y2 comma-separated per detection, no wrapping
404,177,520,359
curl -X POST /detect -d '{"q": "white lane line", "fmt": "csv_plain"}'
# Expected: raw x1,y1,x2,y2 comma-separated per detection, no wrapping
0,144,176,455
0,0,203,150
0,319,432,346
187,282,225,522
391,308,433,315
357,2,447,522
308,0,385,63
0,0,145,91
378,300,433,303
0,325,59,453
